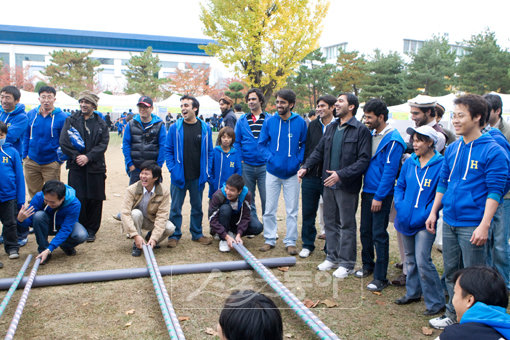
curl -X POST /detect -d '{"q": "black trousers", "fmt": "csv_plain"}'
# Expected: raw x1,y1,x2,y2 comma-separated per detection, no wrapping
0,199,19,253
78,198,103,236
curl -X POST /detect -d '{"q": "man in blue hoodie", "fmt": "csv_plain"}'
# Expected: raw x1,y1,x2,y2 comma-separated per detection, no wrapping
357,98,406,291
258,89,307,255
23,86,67,200
0,86,27,157
17,180,87,265
426,94,509,329
165,95,213,248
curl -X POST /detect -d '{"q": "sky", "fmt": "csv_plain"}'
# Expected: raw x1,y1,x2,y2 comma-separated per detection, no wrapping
2,0,510,55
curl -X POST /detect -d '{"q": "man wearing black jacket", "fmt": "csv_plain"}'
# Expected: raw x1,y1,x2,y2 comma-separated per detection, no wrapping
60,91,109,242
298,93,371,278
298,95,336,258
219,96,237,129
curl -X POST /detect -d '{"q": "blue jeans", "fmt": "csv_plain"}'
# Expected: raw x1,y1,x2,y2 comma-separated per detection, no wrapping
486,203,510,288
301,176,322,252
218,204,263,239
242,163,266,225
443,222,486,319
32,211,88,253
169,179,205,240
263,172,299,247
129,168,141,185
360,193,393,282
402,229,445,311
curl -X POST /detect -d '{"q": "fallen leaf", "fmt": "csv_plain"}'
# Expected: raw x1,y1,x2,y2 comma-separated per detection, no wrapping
321,299,338,308
277,267,289,272
371,291,382,296
32,302,39,307
311,300,320,308
285,333,294,338
422,327,433,336
205,327,218,336
178,316,190,322
82,302,89,306
303,299,314,308
124,322,132,328
125,309,135,315
375,300,386,306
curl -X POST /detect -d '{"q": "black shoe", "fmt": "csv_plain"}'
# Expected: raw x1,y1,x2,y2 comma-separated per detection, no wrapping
40,253,52,265
354,268,373,278
8,249,20,259
86,234,96,242
0,261,3,268
394,296,421,305
132,243,142,257
424,306,446,316
367,279,389,292
61,247,76,256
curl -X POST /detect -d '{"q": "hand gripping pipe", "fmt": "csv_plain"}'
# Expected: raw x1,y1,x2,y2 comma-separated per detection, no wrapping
0,255,32,319
5,257,41,340
142,245,184,340
233,243,340,340
143,245,185,340
0,257,296,290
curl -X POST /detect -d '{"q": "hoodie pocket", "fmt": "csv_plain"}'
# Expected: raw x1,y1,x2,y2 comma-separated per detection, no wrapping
395,201,412,231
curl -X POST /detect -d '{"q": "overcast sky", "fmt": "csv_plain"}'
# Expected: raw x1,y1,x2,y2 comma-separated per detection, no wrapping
3,0,510,55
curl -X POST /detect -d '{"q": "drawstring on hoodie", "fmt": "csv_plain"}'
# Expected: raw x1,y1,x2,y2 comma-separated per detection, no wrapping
288,120,291,157
448,142,462,182
275,118,291,157
386,141,395,163
448,140,474,182
414,165,430,208
29,109,55,139
462,141,474,180
43,205,58,233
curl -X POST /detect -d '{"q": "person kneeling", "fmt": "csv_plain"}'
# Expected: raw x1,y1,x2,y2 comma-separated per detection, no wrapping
17,180,88,265
121,161,175,256
209,174,262,252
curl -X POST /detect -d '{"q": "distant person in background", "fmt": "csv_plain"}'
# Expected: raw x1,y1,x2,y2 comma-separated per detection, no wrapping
165,112,174,130
305,110,316,127
435,103,456,146
104,112,113,131
0,86,27,160
219,95,237,129
233,104,244,115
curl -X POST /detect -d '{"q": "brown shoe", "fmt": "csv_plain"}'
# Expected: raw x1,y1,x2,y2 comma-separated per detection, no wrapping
318,234,326,240
286,246,298,255
259,244,275,252
167,239,179,248
391,274,407,286
193,236,212,245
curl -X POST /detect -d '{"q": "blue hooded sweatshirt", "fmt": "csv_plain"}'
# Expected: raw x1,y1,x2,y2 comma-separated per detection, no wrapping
394,151,444,236
164,118,213,189
437,133,509,227
0,103,28,156
363,129,406,201
20,185,81,252
0,142,25,204
461,302,510,339
234,112,271,167
487,128,510,199
122,113,166,169
23,106,67,164
258,112,307,179
209,145,242,198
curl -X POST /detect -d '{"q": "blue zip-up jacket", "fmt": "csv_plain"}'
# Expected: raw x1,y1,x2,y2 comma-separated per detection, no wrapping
459,302,510,339
394,151,444,236
0,103,27,155
23,106,67,164
164,118,213,189
487,128,510,199
234,112,271,166
19,185,81,252
437,133,509,227
122,114,166,169
363,128,406,200
0,142,25,204
258,112,307,179
208,146,242,198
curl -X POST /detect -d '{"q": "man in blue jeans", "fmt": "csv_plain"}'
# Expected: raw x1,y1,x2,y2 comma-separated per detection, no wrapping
165,95,213,248
426,94,509,329
16,180,87,265
234,88,271,227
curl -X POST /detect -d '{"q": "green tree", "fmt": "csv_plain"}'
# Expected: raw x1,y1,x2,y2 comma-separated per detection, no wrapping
287,49,335,112
42,49,101,98
456,30,510,93
360,50,408,106
224,82,245,104
34,81,48,93
406,35,457,96
330,49,368,96
200,0,329,104
124,46,167,99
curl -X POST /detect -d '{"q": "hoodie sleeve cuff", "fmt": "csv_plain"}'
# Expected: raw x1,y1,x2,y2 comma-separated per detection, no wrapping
488,193,502,202
436,186,447,194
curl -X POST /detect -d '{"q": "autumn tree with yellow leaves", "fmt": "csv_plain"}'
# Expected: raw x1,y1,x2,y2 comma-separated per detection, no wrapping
200,0,329,105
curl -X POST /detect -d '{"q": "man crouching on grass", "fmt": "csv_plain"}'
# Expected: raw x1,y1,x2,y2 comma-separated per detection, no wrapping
209,174,262,252
121,161,175,257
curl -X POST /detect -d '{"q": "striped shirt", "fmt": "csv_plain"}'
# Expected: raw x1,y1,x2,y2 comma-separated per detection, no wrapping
247,112,266,139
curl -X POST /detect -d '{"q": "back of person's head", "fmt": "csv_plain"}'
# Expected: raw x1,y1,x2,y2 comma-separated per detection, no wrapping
225,174,244,192
435,103,445,120
338,92,359,114
140,161,162,183
1,85,21,101
483,93,503,117
38,86,56,96
275,89,296,105
454,94,488,127
42,180,66,200
233,104,243,112
180,95,200,115
364,98,389,121
0,121,7,134
308,110,316,118
219,290,282,340
217,126,235,146
245,88,265,107
453,266,508,308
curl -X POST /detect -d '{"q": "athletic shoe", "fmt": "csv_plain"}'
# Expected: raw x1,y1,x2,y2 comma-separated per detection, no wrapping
219,240,230,252
259,244,275,252
429,315,455,329
354,268,373,278
332,266,354,279
299,248,311,258
286,246,298,255
366,279,389,292
8,249,19,259
131,243,141,257
317,260,339,271
246,234,255,239
86,234,96,242
17,237,28,247
213,234,220,240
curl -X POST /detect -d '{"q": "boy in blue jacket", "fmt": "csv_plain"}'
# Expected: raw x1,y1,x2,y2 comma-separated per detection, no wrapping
17,180,88,265
426,94,509,329
0,86,27,156
357,98,406,291
258,89,307,255
0,121,25,262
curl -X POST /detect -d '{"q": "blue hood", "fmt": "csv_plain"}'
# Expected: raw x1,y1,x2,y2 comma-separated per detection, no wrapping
461,302,510,339
0,103,25,118
0,103,27,155
221,184,248,212
133,113,162,126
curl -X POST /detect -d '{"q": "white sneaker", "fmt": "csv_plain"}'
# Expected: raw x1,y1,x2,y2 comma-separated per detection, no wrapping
332,266,354,279
317,260,339,271
219,240,230,252
213,234,220,240
429,315,455,329
299,248,311,258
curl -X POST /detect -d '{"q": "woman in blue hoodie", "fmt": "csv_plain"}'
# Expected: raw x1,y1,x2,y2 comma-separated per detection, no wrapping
394,126,445,316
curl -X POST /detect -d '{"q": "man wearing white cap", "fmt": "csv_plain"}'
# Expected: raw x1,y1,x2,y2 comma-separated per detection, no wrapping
408,95,447,153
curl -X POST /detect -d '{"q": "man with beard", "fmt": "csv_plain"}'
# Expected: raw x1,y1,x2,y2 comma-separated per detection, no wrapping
219,96,237,129
409,96,447,153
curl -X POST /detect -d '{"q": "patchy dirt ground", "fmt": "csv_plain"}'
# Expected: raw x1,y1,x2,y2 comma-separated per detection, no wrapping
0,133,448,339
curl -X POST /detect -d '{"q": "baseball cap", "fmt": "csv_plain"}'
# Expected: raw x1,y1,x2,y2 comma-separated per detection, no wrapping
406,125,439,145
408,95,437,108
137,96,153,107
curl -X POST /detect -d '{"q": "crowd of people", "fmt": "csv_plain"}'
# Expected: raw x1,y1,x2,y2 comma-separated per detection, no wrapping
0,83,509,338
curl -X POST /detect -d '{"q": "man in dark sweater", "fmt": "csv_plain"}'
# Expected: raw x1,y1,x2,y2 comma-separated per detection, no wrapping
219,96,237,129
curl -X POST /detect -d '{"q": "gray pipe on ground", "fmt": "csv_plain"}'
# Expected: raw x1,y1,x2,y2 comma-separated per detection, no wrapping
0,257,296,290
